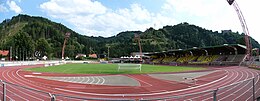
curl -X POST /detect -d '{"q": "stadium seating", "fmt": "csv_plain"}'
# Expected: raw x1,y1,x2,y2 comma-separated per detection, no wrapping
151,54,245,66
162,56,179,63
152,57,164,64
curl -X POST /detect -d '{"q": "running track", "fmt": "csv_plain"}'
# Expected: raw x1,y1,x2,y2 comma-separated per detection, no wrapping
0,65,260,101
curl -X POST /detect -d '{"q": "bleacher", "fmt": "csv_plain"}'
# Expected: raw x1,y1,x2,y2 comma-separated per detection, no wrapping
152,57,164,64
146,44,247,66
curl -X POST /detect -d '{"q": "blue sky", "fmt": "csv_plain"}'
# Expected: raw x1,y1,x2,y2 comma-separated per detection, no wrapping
1,0,260,43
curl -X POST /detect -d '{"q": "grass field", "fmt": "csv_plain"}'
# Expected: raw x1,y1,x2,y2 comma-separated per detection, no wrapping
25,63,206,74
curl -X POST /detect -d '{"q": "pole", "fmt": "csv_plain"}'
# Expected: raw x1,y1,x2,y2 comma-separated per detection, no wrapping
213,89,218,101
10,47,12,61
2,81,6,101
49,93,55,101
108,46,110,60
252,78,255,101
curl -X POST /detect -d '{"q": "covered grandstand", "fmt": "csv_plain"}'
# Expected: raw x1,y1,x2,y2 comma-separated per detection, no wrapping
145,44,248,66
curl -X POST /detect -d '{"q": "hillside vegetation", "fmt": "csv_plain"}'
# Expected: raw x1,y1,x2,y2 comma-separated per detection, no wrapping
0,14,259,60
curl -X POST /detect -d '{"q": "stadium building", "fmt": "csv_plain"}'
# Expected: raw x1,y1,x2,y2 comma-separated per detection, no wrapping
145,44,251,66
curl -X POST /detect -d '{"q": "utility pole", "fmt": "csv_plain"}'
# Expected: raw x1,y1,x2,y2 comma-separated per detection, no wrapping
10,47,12,61
107,46,110,60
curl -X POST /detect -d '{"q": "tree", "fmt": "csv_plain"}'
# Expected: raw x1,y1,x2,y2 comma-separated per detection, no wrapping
36,38,51,57
12,31,35,60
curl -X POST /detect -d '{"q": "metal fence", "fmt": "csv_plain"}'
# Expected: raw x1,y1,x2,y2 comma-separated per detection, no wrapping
1,75,260,101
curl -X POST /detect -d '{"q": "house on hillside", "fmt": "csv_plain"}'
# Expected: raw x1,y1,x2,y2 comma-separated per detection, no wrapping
89,54,97,58
0,50,9,61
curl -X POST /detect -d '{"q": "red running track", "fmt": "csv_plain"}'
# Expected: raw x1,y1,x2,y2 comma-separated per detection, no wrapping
0,65,259,100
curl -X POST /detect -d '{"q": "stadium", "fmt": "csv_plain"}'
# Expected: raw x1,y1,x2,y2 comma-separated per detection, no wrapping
0,0,260,101
0,43,260,101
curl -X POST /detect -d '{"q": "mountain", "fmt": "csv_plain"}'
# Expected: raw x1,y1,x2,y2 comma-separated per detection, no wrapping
0,14,259,60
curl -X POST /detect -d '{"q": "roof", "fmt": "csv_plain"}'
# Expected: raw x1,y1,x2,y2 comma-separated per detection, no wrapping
0,50,9,56
145,44,247,56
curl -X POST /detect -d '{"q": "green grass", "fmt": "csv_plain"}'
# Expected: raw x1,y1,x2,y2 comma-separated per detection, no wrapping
24,63,206,74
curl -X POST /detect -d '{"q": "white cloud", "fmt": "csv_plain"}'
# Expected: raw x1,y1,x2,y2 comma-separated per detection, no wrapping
7,0,22,13
0,4,8,12
40,0,176,37
40,0,106,18
163,0,260,43
40,0,260,43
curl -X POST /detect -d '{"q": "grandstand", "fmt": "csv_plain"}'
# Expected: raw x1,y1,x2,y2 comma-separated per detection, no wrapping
145,44,248,66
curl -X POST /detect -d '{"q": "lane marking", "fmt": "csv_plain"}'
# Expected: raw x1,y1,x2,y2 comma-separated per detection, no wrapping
53,74,228,97
32,72,42,74
89,77,95,84
100,77,105,84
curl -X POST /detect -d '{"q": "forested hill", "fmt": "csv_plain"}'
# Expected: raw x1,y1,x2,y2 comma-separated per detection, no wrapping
0,14,259,59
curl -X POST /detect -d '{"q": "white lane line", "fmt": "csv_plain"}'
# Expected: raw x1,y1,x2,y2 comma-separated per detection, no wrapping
9,70,48,101
53,74,229,97
2,69,29,100
244,71,260,101
127,74,153,87
219,69,250,101
232,72,254,101
95,77,101,84
79,77,85,83
74,77,81,83
200,70,243,101
0,69,15,100
63,77,70,82
100,77,106,85
84,77,90,84
189,69,235,101
16,68,69,101
89,77,95,84
15,69,58,99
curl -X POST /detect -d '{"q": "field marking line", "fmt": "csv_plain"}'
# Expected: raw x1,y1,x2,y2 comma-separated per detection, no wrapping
53,73,229,97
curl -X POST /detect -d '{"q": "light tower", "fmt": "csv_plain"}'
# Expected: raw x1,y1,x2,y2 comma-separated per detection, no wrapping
62,32,70,60
134,34,143,63
227,0,252,60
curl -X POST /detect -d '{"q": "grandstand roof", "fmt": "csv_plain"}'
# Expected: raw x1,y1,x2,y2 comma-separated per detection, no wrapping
145,44,246,56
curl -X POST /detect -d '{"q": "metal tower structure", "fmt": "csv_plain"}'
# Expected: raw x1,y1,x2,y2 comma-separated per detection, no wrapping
227,0,252,60
62,32,70,60
134,34,143,62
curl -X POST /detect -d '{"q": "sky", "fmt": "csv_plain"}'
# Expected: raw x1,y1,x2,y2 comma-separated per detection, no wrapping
0,0,260,43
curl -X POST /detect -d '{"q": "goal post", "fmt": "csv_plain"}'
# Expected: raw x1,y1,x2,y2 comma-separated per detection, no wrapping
118,64,142,72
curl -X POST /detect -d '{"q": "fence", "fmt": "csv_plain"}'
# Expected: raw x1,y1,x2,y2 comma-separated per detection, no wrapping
1,75,260,101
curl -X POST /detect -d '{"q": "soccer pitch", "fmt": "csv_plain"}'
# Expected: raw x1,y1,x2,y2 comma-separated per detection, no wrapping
25,63,206,74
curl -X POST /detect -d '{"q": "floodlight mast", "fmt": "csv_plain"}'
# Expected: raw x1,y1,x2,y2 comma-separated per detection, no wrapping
62,32,71,60
134,34,143,63
227,0,252,60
